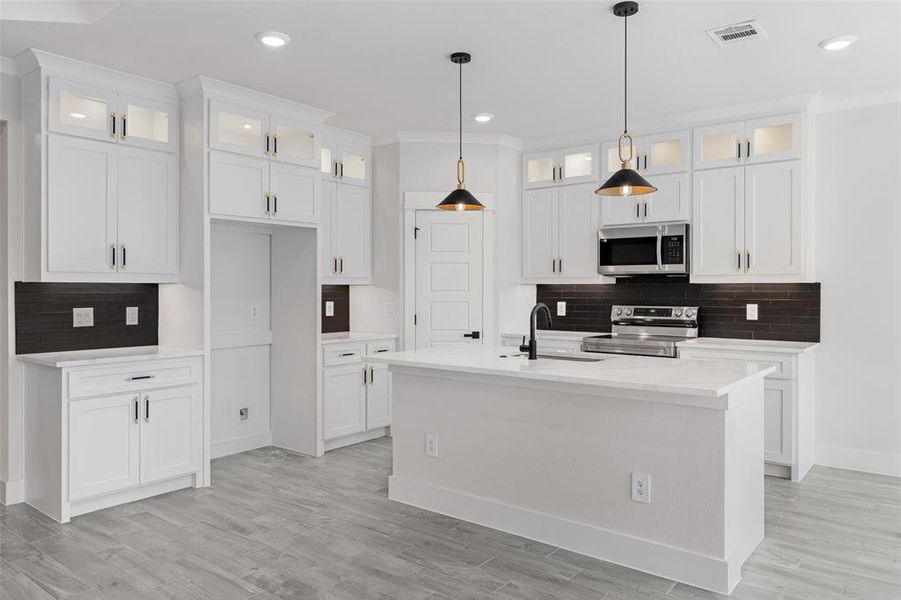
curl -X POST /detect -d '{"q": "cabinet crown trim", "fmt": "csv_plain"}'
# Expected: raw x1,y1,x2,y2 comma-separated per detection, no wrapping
177,75,333,122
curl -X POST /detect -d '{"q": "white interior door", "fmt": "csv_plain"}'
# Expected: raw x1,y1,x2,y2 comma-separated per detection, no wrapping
415,210,483,349
140,386,202,483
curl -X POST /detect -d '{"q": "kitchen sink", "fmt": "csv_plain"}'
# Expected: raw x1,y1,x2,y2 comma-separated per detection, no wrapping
500,353,603,363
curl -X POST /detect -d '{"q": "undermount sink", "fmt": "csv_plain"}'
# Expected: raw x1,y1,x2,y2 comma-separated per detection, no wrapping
501,353,603,363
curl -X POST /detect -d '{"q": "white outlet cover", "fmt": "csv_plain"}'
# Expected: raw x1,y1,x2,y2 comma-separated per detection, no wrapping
425,433,439,458
746,303,759,321
325,301,335,317
125,306,139,326
250,304,260,320
631,472,651,503
72,307,94,328
557,301,566,316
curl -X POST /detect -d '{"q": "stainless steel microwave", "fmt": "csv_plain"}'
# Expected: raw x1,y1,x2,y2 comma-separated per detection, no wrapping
597,223,689,276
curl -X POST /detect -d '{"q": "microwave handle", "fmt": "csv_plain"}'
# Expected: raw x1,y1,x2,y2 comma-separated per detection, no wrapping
656,231,663,271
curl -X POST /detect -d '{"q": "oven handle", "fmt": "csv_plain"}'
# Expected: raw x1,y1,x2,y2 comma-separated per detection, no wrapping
656,230,663,271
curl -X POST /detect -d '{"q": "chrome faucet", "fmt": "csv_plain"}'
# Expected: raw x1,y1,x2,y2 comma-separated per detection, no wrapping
520,303,553,360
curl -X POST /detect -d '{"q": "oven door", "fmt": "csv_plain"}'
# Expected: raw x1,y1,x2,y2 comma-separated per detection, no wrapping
597,224,688,276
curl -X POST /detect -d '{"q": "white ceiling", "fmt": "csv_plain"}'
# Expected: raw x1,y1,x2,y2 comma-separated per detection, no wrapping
2,1,899,141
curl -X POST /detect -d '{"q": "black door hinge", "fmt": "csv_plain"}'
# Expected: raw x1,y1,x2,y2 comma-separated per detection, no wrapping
414,313,418,325
414,226,420,239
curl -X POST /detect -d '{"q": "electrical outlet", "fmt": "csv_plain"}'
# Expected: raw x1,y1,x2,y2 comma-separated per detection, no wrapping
72,307,94,328
125,306,139,326
746,303,759,321
325,301,335,317
250,304,260,320
557,301,567,316
632,472,651,503
425,434,439,458
239,408,248,420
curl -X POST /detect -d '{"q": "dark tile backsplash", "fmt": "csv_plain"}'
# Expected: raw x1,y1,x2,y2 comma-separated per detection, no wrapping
15,282,159,354
537,278,820,342
322,285,350,333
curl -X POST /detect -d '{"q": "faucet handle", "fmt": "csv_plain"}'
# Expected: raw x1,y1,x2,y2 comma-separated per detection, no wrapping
519,336,530,353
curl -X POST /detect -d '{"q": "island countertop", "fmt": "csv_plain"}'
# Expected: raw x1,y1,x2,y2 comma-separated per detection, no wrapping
367,345,775,402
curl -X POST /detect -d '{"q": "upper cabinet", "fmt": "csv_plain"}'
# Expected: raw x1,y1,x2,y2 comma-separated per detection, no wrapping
322,140,370,187
602,130,690,179
524,145,598,189
693,114,802,170
600,173,690,228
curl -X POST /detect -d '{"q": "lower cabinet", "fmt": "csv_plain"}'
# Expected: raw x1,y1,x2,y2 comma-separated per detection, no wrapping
322,363,367,440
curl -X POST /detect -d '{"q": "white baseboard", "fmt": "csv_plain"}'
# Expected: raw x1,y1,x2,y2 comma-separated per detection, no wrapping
389,475,740,595
816,444,901,478
211,432,273,459
0,478,25,505
324,428,387,452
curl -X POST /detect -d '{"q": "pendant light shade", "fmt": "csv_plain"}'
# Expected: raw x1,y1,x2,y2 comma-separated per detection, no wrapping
596,1,657,197
438,52,485,211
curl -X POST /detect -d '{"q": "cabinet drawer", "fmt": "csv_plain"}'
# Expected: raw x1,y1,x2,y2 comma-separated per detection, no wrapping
678,347,795,380
366,339,396,355
67,358,202,399
323,343,364,366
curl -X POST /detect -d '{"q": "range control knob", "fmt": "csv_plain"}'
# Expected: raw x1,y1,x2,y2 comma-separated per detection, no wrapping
615,308,623,316
624,308,633,316
673,309,683,317
685,310,695,318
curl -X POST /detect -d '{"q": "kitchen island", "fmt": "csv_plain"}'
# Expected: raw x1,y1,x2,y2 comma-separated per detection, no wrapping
368,345,776,595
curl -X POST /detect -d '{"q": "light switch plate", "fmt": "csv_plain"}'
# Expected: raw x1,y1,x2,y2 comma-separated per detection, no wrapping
746,303,759,321
557,301,567,316
325,301,335,317
250,304,260,320
72,307,94,328
125,306,139,326
425,434,439,458
632,472,651,503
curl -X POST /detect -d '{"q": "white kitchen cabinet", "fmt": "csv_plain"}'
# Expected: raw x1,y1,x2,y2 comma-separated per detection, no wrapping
522,183,599,279
603,130,690,178
322,362,368,440
269,162,319,224
209,99,270,158
117,93,178,153
524,145,598,189
269,113,319,167
140,386,203,484
694,114,801,169
322,141,370,186
692,162,802,279
365,362,391,429
600,173,689,227
321,181,371,283
764,379,793,465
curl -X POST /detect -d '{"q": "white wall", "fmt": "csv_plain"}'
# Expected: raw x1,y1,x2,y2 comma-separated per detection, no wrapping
814,100,901,476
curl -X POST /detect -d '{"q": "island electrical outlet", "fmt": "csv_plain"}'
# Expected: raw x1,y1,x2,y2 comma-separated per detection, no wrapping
632,472,651,503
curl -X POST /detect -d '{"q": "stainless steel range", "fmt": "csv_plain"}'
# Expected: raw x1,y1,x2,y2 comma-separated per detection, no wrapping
581,305,699,358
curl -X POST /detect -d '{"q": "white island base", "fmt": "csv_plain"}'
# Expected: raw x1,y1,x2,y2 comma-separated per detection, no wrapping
376,347,773,595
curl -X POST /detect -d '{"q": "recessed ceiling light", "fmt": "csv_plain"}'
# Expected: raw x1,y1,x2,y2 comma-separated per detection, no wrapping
69,112,87,119
818,35,857,51
242,123,252,130
472,112,494,123
256,31,290,48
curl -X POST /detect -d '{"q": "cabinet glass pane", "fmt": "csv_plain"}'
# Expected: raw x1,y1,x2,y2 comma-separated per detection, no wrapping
605,146,634,174
342,152,366,181
563,151,592,179
126,104,169,144
753,123,793,156
701,131,739,162
59,88,109,133
527,157,554,183
648,139,681,168
217,111,263,151
321,147,332,174
274,124,315,161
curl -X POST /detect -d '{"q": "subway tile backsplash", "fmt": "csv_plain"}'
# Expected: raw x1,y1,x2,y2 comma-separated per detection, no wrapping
537,278,820,342
322,285,350,333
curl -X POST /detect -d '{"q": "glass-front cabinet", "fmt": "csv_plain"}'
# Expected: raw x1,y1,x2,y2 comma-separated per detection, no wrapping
694,114,801,169
118,94,178,152
523,145,598,189
209,100,269,158
322,141,369,186
270,114,319,167
602,130,689,178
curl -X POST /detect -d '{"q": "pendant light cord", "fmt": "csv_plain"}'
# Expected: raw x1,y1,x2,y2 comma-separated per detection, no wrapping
623,13,628,135
458,60,463,160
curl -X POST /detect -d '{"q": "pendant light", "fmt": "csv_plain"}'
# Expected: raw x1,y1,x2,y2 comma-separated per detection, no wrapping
437,52,485,211
596,1,657,197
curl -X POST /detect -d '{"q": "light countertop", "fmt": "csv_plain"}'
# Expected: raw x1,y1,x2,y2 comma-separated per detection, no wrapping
501,330,597,342
17,346,204,368
367,344,775,400
677,338,819,354
321,331,397,345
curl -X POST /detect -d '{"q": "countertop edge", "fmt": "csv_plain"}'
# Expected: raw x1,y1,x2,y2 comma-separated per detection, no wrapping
17,346,205,368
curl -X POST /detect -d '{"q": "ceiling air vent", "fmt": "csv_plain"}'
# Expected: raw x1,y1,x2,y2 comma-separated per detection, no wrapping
706,20,767,47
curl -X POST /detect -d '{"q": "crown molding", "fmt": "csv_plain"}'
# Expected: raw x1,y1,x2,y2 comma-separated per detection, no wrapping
375,131,523,151
176,75,334,122
323,124,372,147
812,90,901,114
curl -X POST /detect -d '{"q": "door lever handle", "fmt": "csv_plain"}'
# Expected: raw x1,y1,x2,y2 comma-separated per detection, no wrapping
463,331,480,339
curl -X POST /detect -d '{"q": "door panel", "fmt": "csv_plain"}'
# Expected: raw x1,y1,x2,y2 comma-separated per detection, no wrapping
69,394,140,500
522,187,559,278
270,163,318,224
523,151,557,189
747,114,802,163
744,161,803,275
559,145,597,185
140,386,202,483
693,121,745,169
323,364,367,440
334,184,370,280
764,379,793,464
48,78,117,142
646,173,690,224
320,182,338,278
209,151,269,220
636,130,690,175
558,183,599,277
415,211,483,348
47,134,118,274
209,100,269,158
600,196,642,227
118,94,178,153
366,363,391,429
692,167,744,276
270,113,319,167
338,144,369,186
117,147,177,276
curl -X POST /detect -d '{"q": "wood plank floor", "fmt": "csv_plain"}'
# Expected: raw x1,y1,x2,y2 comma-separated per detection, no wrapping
1,438,899,599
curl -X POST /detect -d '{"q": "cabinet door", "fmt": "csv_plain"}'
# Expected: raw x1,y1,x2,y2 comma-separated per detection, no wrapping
693,121,745,169
635,130,690,175
522,187,559,278
366,363,391,429
334,184,371,281
323,364,367,440
209,100,269,158
557,183,599,278
747,114,802,164
48,78,117,142
600,196,642,227
69,394,140,500
270,162,318,224
209,151,270,220
601,139,637,179
321,141,338,181
140,386,202,484
337,144,369,186
645,173,690,224
692,167,744,276
764,379,793,465
523,151,558,189
559,145,598,185
118,94,178,153
117,147,178,277
270,113,319,167
744,161,803,275
320,181,338,278
47,134,118,274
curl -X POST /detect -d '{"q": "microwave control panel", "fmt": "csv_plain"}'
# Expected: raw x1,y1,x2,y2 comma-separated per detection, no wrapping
662,235,684,265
